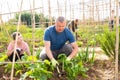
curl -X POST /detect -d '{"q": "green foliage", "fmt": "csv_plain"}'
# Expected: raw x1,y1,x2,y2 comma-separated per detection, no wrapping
2,48,95,80
19,25,29,33
39,41,44,46
35,28,44,39
44,16,50,27
23,33,32,40
20,60,52,80
36,49,41,59
77,41,83,47
98,29,120,64
76,47,95,64
16,12,40,26
77,24,107,47
98,31,115,58
5,64,12,73
6,24,17,34
0,32,9,52
0,52,8,62
5,63,24,76
1,24,29,36
21,55,52,79
87,38,96,46
58,54,90,80
4,55,53,79
0,32,9,42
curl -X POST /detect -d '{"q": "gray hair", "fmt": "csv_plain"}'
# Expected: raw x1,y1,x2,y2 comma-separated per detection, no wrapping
55,16,66,23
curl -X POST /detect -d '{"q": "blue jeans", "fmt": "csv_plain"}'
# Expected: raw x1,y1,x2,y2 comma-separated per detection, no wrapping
40,44,73,60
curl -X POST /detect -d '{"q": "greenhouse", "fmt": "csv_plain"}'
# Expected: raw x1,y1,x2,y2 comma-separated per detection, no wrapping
0,0,120,80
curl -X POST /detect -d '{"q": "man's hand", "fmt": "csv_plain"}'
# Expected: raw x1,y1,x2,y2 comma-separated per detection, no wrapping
51,58,59,67
66,57,71,61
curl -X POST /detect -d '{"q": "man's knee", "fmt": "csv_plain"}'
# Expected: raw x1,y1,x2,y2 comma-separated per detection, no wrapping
40,53,48,60
39,48,48,60
61,44,73,56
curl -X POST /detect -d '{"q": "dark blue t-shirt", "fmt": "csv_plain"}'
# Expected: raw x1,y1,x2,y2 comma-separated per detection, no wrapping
44,26,75,51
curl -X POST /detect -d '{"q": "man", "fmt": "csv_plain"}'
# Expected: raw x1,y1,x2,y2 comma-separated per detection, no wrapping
67,19,78,32
40,16,78,67
7,32,31,61
67,19,79,40
109,10,115,31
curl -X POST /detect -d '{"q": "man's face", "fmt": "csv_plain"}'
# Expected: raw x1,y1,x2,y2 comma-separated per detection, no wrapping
55,21,66,33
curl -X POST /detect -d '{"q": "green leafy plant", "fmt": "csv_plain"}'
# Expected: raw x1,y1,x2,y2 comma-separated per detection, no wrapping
58,54,89,80
20,59,53,80
5,63,25,76
0,52,8,62
76,47,95,64
98,30,120,64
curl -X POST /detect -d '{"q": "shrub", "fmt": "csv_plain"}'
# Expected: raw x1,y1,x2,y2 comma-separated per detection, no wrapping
98,30,120,64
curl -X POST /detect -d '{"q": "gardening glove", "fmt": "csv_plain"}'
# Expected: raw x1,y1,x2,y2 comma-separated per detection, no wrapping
51,58,59,67
16,48,21,51
66,57,71,61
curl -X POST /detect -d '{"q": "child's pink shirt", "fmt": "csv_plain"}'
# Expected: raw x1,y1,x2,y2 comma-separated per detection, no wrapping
7,41,29,55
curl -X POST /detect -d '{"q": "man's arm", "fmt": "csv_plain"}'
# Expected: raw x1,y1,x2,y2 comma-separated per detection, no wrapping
44,41,54,60
67,42,78,59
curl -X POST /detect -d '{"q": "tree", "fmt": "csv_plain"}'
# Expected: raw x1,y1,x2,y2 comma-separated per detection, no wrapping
15,12,40,26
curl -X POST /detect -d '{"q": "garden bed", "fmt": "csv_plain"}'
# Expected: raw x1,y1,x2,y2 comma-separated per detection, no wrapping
0,60,118,80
